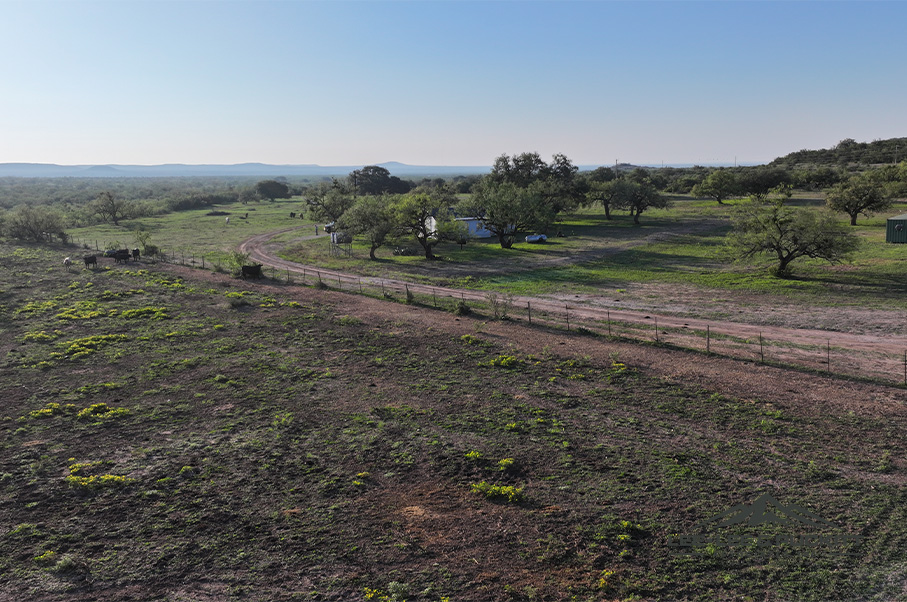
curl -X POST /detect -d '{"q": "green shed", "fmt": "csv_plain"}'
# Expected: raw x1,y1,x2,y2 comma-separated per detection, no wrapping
887,214,907,243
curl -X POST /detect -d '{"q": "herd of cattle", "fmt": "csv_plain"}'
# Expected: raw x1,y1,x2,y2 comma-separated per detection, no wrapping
63,249,140,270
63,248,265,281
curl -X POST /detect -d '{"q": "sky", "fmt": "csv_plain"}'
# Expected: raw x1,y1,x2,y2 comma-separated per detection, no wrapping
1,0,906,168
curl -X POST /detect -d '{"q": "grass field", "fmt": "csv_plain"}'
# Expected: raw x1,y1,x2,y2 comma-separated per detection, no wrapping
2,242,906,601
64,194,907,312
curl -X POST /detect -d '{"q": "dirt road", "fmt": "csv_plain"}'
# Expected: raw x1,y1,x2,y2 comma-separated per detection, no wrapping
238,227,907,383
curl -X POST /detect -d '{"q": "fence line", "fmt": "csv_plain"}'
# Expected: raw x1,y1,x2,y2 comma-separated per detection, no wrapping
72,236,907,386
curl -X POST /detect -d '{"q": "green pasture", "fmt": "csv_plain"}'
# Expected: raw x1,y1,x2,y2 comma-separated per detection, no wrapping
65,194,907,309
66,197,314,266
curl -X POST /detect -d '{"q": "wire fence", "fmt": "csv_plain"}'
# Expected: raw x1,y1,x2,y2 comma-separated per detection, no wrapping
70,236,907,387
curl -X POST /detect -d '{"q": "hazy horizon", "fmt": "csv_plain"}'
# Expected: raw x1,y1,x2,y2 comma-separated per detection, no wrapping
2,1,905,167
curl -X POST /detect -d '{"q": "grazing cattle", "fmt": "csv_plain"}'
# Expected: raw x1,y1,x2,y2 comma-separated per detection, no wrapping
225,216,230,226
131,248,140,261
83,255,97,268
241,264,263,280
289,212,296,218
114,250,131,264
63,257,72,270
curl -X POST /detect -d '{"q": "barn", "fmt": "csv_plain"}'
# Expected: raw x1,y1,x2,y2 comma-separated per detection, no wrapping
886,214,907,243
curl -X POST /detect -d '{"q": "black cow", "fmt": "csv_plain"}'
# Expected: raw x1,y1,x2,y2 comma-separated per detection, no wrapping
131,248,140,261
241,265,263,280
114,250,131,264
83,255,97,268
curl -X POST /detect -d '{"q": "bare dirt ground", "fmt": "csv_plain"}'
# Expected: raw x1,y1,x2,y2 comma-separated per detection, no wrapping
237,229,907,384
163,261,907,418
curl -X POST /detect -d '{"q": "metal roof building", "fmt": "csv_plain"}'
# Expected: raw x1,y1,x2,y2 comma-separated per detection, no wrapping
886,214,907,243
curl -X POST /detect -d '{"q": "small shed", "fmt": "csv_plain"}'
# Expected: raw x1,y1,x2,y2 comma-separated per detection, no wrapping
886,214,907,243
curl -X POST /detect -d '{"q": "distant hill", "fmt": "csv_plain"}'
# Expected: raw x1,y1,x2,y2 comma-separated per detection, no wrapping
0,162,490,179
770,137,907,169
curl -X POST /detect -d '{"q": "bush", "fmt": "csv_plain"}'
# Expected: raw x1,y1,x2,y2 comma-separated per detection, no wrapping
453,299,471,316
471,481,524,503
5,205,66,242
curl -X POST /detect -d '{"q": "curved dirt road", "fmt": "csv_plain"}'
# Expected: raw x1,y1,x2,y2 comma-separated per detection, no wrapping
239,227,907,383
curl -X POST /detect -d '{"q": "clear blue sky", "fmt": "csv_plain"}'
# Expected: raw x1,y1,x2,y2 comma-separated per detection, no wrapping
2,0,905,167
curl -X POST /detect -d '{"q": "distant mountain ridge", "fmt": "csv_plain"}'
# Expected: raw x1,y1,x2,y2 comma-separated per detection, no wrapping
0,162,491,178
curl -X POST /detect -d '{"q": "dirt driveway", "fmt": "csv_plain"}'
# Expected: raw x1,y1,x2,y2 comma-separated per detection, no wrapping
238,227,907,384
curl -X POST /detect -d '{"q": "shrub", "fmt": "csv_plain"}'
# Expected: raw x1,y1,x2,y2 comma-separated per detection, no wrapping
486,355,522,369
471,480,524,503
452,299,471,316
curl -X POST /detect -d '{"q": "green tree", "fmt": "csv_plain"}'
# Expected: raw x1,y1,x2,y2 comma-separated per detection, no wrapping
255,180,291,201
350,165,412,195
392,189,464,259
339,195,395,259
825,175,892,225
304,183,356,223
586,180,620,220
691,169,740,204
90,191,132,226
486,152,584,228
464,179,545,248
737,167,791,201
727,195,859,277
613,179,670,224
4,205,66,242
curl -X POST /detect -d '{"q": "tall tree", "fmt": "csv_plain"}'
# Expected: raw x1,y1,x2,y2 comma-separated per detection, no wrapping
825,175,892,225
304,182,356,223
586,180,619,220
349,165,412,195
91,191,132,226
338,195,395,260
727,194,859,277
486,152,584,226
464,180,544,248
613,179,670,224
255,180,291,201
737,167,791,200
392,189,464,259
691,169,740,204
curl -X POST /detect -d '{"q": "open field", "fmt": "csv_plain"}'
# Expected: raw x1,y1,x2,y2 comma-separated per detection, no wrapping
2,242,907,601
66,195,907,332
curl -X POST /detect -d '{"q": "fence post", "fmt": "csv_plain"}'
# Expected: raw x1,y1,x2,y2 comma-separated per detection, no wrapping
654,317,658,342
360,278,363,294
565,304,570,331
607,310,611,336
433,288,437,307
760,332,764,363
827,340,831,373
706,325,710,354
527,302,532,324
287,268,290,283
338,275,342,290
318,271,322,286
